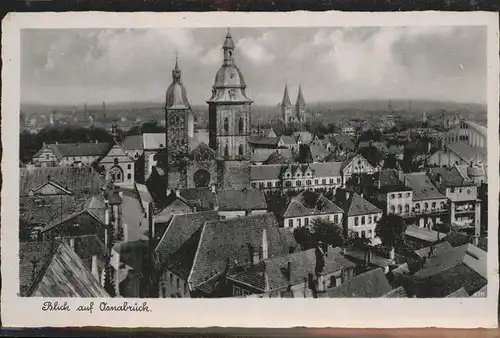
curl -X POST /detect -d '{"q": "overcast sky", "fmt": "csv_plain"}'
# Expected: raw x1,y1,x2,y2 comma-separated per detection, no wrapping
21,26,486,106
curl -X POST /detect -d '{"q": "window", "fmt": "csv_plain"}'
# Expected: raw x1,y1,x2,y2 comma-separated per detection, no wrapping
114,158,119,165
373,216,378,223
390,205,395,214
440,202,445,209
431,202,436,210
467,189,471,194
267,182,272,188
391,194,395,199
459,188,462,193
398,193,402,198
296,180,302,186
306,180,311,186
361,231,366,238
355,217,359,226
314,179,319,185
184,282,188,295
127,164,131,169
224,144,229,157
252,182,257,188
233,286,241,296
259,182,264,188
424,203,429,211
297,219,302,227
238,144,244,156
329,178,334,184
322,179,326,185
368,230,373,238
451,188,455,193
238,117,244,134
304,218,309,226
397,205,402,214
127,174,132,180
288,220,293,228
334,215,338,224
405,204,410,213
368,216,372,224
415,203,420,210
285,181,292,187
176,277,180,289
224,117,229,132
361,216,365,225
337,178,341,184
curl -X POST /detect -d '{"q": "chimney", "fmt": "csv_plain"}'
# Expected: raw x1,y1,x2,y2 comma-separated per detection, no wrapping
287,261,292,288
69,238,75,249
345,191,350,201
262,229,268,260
398,170,403,182
95,140,99,144
360,193,364,200
175,189,180,198
315,244,326,275
55,141,59,145
166,188,172,196
249,244,259,265
91,255,99,281
211,184,216,193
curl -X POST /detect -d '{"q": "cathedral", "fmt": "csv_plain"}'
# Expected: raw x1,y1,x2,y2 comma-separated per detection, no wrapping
280,84,306,124
159,29,252,194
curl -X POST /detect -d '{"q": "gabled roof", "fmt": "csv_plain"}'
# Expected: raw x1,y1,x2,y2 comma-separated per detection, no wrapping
229,246,355,292
326,268,392,298
428,166,475,187
309,162,343,177
341,153,373,171
20,166,106,197
446,142,487,163
309,145,329,161
382,286,408,298
179,188,218,211
20,241,108,297
216,189,267,211
283,191,343,218
326,134,355,150
293,131,313,144
33,142,112,160
98,143,135,163
155,211,219,264
248,136,280,147
280,135,297,145
445,287,469,298
403,172,446,201
263,149,293,165
20,196,82,226
344,193,382,217
187,213,298,287
58,234,108,271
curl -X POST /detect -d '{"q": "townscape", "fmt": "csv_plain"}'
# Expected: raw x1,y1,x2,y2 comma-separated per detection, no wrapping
19,29,488,299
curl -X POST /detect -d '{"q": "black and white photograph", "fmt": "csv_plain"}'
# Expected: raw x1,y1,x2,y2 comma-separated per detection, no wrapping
2,11,499,329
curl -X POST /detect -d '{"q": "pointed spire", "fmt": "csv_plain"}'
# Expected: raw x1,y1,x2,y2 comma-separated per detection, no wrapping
296,84,305,106
226,27,232,38
174,50,179,70
282,83,291,107
172,52,181,83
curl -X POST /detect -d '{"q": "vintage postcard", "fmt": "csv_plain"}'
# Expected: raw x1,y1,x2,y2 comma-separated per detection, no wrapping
1,11,499,328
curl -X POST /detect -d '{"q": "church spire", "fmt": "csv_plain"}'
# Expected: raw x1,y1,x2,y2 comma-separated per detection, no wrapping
172,52,181,83
296,84,305,107
282,83,291,107
222,28,235,66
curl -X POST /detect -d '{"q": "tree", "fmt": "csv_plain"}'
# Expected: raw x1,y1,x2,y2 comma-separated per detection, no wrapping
311,218,345,248
375,214,407,260
293,226,316,250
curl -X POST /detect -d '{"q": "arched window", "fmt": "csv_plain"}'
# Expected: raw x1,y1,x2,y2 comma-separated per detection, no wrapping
397,205,402,214
238,144,244,156
424,203,429,211
415,203,420,210
224,117,229,132
127,164,131,169
238,117,244,134
361,216,365,225
431,202,436,210
127,174,132,180
440,202,445,209
224,144,229,158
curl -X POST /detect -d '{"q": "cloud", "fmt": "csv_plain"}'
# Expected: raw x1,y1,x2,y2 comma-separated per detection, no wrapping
238,32,276,65
200,46,222,66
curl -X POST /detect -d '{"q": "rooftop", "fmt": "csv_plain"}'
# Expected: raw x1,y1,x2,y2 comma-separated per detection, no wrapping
326,268,393,298
403,172,446,201
405,225,447,244
344,193,382,217
217,189,267,211
33,142,111,160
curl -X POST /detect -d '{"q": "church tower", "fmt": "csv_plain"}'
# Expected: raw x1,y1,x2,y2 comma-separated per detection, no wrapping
208,29,253,161
165,56,192,190
281,84,292,123
295,84,306,122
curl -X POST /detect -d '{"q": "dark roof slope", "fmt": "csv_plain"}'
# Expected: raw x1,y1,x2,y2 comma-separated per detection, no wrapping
19,241,55,296
344,193,382,217
403,172,446,201
188,213,298,286
217,189,267,211
34,142,111,160
179,188,217,211
428,166,475,188
327,268,393,298
20,166,106,197
155,211,219,263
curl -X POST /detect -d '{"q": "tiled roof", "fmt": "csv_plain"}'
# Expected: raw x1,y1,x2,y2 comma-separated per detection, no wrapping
428,166,475,188
251,151,274,163
34,142,111,160
21,241,108,297
123,135,143,150
326,134,355,150
414,243,487,280
414,242,453,259
229,246,355,292
20,166,106,197
283,191,342,218
114,240,149,273
387,145,404,155
309,162,342,177
155,211,219,263
135,183,153,205
382,286,408,298
188,213,298,286
143,133,166,150
344,193,382,217
98,144,134,164
293,131,313,144
19,241,55,296
250,165,282,181
58,234,108,271
263,149,293,165
217,189,267,211
179,188,217,211
403,172,446,201
359,141,388,153
445,287,469,298
326,268,392,298
280,136,297,145
309,145,329,161
41,196,106,233
20,196,83,226
405,225,446,243
248,136,279,147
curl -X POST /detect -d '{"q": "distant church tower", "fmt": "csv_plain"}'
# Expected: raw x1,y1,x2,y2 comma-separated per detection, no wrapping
295,84,306,122
208,29,253,161
281,84,292,123
165,56,193,190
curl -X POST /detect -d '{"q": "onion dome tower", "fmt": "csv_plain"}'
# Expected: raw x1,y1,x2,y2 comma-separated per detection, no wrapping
207,29,253,161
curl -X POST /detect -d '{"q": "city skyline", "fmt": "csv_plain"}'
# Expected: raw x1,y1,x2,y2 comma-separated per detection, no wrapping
21,26,487,107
